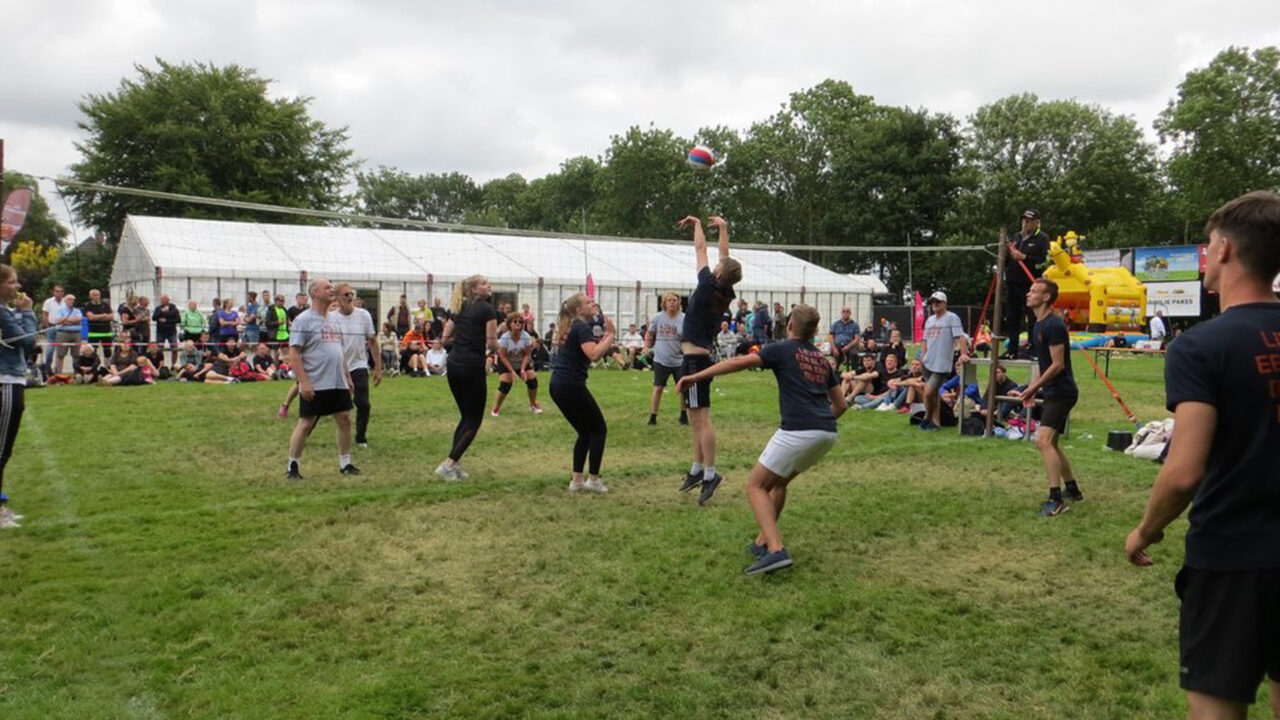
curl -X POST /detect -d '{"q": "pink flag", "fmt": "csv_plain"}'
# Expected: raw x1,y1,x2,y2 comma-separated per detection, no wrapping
912,291,925,343
586,273,595,299
0,188,32,254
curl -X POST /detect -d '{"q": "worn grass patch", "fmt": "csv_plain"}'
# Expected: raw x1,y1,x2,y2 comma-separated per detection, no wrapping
0,355,1259,718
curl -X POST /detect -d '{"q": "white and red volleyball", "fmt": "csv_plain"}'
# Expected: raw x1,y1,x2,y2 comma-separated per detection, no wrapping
686,145,716,170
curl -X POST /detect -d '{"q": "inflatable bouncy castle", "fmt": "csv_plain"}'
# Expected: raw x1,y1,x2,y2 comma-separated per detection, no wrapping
1041,234,1146,332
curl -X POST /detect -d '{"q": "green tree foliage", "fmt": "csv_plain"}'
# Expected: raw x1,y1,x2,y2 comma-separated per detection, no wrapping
68,59,356,239
1156,46,1280,231
2,171,69,250
591,125,708,239
42,240,115,299
355,168,482,225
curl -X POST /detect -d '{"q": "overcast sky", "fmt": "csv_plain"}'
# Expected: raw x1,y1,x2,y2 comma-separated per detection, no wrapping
6,0,1280,235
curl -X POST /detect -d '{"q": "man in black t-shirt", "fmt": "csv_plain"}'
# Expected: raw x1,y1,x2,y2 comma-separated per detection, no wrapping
1009,278,1082,517
1126,191,1280,718
675,215,743,505
1003,208,1051,357
153,294,181,365
82,289,115,362
677,304,846,574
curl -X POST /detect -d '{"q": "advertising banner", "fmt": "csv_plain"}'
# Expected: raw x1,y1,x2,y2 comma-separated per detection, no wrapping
1134,246,1201,282
1081,249,1121,267
1146,281,1202,317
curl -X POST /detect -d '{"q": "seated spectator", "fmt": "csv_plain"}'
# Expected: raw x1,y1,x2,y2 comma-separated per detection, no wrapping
425,339,448,376
73,343,105,384
879,329,908,369
251,342,283,380
864,353,906,410
377,323,399,376
716,321,738,359
620,323,644,367
852,353,897,409
965,362,1021,423
204,337,247,384
972,322,993,356
881,356,925,412
136,355,159,384
142,343,171,381
174,340,206,382
401,339,427,376
529,334,551,371
863,337,880,359
103,333,148,386
840,353,882,403
400,323,429,350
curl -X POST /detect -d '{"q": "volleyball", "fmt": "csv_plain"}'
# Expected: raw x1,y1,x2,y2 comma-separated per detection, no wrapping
686,145,716,170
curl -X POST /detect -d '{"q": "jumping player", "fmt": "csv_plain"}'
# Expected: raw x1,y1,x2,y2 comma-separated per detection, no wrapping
491,314,541,416
677,304,846,574
643,291,687,426
435,274,498,481
676,215,742,505
1009,278,1083,516
549,293,615,494
1126,191,1280,719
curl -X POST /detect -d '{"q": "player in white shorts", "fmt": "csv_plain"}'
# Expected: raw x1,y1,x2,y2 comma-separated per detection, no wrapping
678,303,846,575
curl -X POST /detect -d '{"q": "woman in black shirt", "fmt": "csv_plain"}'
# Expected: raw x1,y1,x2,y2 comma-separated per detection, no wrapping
550,293,615,493
436,275,497,481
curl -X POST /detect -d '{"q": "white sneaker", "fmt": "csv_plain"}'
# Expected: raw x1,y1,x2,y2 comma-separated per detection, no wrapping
0,506,20,522
529,404,543,414
876,402,895,412
435,462,461,482
568,479,585,493
583,478,609,494
452,464,470,480
0,510,20,529
490,409,500,417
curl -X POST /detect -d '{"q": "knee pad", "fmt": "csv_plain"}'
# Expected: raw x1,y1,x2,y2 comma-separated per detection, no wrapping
498,380,513,395
525,378,538,391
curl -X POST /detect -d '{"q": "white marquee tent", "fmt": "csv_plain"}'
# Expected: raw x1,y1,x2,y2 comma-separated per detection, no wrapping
110,216,887,331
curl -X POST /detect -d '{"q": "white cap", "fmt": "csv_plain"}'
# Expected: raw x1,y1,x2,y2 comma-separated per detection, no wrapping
928,290,948,303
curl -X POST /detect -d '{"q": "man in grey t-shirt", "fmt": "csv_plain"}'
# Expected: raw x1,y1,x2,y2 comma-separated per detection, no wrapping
333,283,382,449
919,290,969,431
285,278,356,480
643,291,687,426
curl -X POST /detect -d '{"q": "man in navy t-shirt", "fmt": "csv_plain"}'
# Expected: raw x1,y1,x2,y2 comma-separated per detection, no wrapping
1126,191,1280,718
678,304,847,576
1009,278,1082,517
675,215,742,505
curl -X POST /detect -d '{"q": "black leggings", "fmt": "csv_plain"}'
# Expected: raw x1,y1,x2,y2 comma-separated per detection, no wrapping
550,382,607,476
446,365,487,461
0,383,25,505
351,368,371,444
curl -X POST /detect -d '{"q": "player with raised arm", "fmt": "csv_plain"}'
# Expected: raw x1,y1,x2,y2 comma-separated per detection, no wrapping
678,304,846,574
675,215,742,505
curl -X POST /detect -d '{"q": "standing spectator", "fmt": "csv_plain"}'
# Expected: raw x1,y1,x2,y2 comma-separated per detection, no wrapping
243,291,261,347
878,317,891,344
827,307,861,369
207,298,221,338
430,295,447,339
772,302,787,343
40,284,64,374
333,283,381,449
751,301,771,345
180,300,205,344
919,291,969,431
216,299,240,351
1125,191,1280,718
521,303,535,329
732,299,748,330
1149,309,1168,348
83,289,115,362
1003,208,1051,357
389,295,412,338
286,293,309,326
0,266,35,528
51,294,82,375
285,278,357,480
117,294,143,345
153,294,181,366
412,299,434,330
264,294,290,359
133,296,152,345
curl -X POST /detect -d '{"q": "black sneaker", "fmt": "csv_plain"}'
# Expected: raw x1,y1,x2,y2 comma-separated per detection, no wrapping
340,464,361,476
1063,484,1084,502
678,412,689,426
745,548,793,575
647,415,657,426
698,473,724,505
286,461,303,481
747,542,767,558
679,473,702,493
1037,498,1069,517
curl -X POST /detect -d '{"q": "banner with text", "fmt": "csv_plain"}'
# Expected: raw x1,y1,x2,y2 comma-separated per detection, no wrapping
1134,246,1201,282
1146,281,1202,317
1081,249,1121,267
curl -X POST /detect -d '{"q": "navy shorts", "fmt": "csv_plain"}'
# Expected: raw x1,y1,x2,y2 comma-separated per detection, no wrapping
1176,566,1280,703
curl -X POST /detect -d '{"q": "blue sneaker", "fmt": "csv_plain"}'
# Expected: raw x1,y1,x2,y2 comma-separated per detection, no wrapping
1037,499,1069,517
747,542,767,558
745,548,793,575
918,420,938,432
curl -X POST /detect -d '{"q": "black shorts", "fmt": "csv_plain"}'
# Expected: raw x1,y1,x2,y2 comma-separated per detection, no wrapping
680,354,714,409
1038,395,1076,434
157,327,178,345
653,362,682,387
299,388,353,418
1177,566,1280,703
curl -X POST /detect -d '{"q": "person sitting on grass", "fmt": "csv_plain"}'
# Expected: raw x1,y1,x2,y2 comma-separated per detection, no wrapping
174,340,205,382
881,356,925,412
850,352,895,409
425,339,448,376
400,339,427,377
202,337,245,385
251,342,279,379
103,332,148,386
840,352,881,405
73,343,105,384
142,342,171,381
865,353,905,410
677,304,846,575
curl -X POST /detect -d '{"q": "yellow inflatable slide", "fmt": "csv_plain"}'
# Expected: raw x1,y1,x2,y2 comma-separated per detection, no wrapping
1041,232,1147,331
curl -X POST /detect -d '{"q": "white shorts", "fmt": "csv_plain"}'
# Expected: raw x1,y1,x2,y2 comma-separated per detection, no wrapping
758,429,838,478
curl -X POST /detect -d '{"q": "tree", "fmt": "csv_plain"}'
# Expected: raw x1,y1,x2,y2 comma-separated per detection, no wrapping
2,171,69,250
10,241,61,295
1156,46,1280,231
354,168,483,225
42,241,115,300
592,125,706,239
67,59,356,240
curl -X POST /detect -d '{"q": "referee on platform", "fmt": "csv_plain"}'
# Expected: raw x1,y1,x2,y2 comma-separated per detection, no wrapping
1003,208,1050,358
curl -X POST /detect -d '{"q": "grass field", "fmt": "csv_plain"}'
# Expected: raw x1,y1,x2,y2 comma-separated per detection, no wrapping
0,354,1262,718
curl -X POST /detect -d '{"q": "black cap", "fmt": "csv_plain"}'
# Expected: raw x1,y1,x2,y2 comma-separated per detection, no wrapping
1022,208,1040,220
